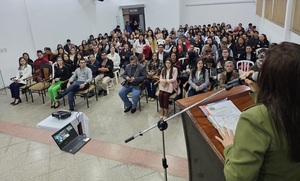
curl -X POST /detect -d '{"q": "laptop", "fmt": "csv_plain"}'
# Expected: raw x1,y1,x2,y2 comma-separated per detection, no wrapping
52,123,90,154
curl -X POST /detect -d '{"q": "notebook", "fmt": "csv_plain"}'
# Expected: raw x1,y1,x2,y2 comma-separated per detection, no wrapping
52,123,90,154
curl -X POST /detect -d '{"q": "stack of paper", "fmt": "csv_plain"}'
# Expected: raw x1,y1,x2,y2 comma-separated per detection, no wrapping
199,99,241,133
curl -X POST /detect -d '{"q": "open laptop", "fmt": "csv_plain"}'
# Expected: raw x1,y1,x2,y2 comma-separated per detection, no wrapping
52,123,90,154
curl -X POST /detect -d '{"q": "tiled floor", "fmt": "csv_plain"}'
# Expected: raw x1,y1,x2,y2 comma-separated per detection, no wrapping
0,82,188,181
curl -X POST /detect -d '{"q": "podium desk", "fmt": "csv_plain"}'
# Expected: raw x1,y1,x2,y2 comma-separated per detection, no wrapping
176,86,254,181
37,111,89,137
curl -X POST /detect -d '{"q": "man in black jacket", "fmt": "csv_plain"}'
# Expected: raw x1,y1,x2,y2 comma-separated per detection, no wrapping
119,43,132,69
95,51,114,96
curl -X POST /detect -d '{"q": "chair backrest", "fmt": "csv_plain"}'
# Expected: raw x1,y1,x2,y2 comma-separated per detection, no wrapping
178,58,185,65
52,62,57,78
236,60,254,73
194,47,200,54
40,63,52,80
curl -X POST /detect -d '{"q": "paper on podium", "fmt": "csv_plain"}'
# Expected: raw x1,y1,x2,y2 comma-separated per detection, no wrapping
199,99,241,133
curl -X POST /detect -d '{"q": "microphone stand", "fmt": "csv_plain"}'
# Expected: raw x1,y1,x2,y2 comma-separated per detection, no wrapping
125,85,235,181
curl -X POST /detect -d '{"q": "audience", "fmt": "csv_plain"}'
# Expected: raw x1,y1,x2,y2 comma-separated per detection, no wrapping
218,61,239,89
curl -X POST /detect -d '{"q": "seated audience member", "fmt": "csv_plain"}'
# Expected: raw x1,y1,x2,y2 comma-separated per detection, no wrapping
200,44,216,62
177,52,195,98
95,52,114,96
202,37,218,53
119,43,132,69
157,44,168,64
137,53,147,67
62,53,75,72
133,34,150,56
33,50,50,82
204,57,218,90
145,53,162,101
193,35,204,51
218,61,239,89
55,59,93,111
48,56,71,109
87,54,100,77
44,47,55,63
251,48,267,71
216,41,234,60
239,45,256,63
22,52,34,65
176,39,187,58
216,48,235,69
215,42,300,181
188,59,209,97
233,37,246,60
69,47,77,62
107,46,121,71
63,39,73,54
158,58,180,119
256,34,269,49
146,29,158,55
9,57,32,105
164,37,174,54
119,55,146,114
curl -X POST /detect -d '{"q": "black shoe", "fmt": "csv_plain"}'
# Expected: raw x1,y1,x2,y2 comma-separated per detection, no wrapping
98,90,103,96
10,100,16,105
131,108,137,114
12,99,22,106
55,94,63,99
88,92,95,98
54,101,60,109
51,105,55,108
103,90,107,96
124,105,132,113
69,108,74,111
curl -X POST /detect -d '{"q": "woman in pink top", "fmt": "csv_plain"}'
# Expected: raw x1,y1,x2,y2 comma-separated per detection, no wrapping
158,58,180,119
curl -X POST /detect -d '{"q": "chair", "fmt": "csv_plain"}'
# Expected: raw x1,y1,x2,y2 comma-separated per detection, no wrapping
9,76,36,102
194,47,200,54
127,81,148,111
236,60,254,75
178,58,185,65
113,69,120,84
155,90,177,114
28,64,52,103
75,79,98,108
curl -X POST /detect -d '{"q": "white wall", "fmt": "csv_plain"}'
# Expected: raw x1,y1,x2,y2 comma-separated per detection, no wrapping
183,0,257,27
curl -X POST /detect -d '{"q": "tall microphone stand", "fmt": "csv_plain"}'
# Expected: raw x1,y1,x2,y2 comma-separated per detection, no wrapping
125,85,235,181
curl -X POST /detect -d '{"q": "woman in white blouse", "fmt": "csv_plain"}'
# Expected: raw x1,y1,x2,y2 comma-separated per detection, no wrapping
9,57,32,105
107,46,121,71
133,34,149,55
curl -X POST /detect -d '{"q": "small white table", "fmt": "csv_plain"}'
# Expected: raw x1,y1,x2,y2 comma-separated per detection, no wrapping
37,111,89,136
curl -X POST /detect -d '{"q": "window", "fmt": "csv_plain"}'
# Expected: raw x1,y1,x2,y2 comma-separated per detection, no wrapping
272,0,287,26
291,0,300,34
264,0,287,27
256,0,263,17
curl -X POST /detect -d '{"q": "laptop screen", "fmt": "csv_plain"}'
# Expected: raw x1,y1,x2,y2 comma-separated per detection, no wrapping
52,123,78,149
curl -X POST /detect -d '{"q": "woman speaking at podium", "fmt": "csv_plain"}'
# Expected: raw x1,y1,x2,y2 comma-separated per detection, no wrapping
216,42,300,180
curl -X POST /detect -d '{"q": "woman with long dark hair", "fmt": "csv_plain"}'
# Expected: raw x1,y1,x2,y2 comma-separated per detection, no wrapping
216,42,300,180
158,58,180,119
188,59,209,97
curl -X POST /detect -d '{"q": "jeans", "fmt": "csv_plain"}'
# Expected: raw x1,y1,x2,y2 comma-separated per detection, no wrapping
145,79,157,98
119,85,141,109
9,82,24,99
61,81,88,110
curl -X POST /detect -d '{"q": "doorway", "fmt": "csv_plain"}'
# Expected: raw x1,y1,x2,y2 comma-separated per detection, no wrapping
122,7,145,33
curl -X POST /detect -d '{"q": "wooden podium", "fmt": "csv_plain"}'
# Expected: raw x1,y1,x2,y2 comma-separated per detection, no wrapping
176,85,254,181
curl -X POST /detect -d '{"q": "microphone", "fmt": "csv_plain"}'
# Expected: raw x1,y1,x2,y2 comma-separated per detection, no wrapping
227,72,258,86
